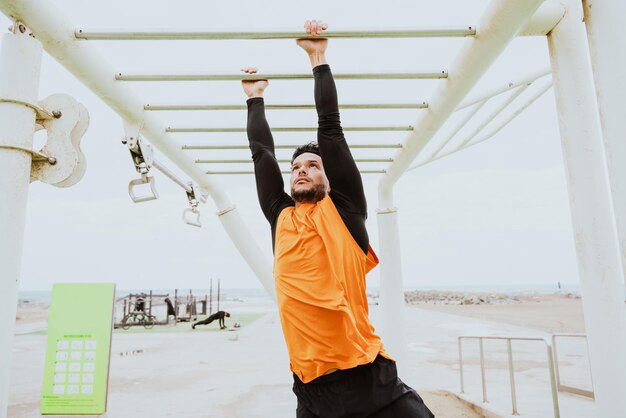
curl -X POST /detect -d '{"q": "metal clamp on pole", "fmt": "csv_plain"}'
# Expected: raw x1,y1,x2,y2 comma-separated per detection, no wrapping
122,121,158,203
150,160,205,227
182,183,202,228
0,143,56,163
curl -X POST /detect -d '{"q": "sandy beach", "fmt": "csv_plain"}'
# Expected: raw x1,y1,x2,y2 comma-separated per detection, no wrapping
9,292,592,418
404,292,585,334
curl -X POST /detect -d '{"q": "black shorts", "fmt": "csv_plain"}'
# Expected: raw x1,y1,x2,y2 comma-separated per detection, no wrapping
292,355,434,418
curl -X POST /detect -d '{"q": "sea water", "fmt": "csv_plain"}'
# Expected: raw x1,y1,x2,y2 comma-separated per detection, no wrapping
18,282,581,304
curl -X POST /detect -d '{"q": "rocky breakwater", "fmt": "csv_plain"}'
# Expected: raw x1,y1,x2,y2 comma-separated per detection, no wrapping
403,290,581,305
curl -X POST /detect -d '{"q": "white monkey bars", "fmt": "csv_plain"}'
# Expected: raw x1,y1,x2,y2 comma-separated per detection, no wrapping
167,125,413,133
4,0,626,416
205,170,386,175
196,158,393,164
116,71,448,81
73,6,565,41
182,143,404,150
145,102,429,111
77,27,478,40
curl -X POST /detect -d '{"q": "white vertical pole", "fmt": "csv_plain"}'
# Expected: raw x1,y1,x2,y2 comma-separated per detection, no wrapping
377,203,407,369
582,0,626,281
217,209,276,300
0,28,42,418
547,1,626,416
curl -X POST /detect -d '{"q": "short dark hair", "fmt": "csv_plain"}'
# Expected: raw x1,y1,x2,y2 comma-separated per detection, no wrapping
291,142,320,164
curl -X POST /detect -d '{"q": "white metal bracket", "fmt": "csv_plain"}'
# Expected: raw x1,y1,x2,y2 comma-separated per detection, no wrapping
182,183,202,227
128,174,158,203
0,98,60,121
30,93,89,187
182,207,201,228
216,205,236,217
0,143,56,163
123,121,158,203
9,20,34,37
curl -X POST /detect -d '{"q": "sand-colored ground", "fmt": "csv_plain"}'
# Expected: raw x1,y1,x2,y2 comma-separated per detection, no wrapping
412,294,585,334
15,302,49,325
9,294,593,418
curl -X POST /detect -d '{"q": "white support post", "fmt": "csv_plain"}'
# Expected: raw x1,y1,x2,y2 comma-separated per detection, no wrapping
547,1,626,416
376,204,406,369
217,208,276,299
0,28,42,418
583,0,626,281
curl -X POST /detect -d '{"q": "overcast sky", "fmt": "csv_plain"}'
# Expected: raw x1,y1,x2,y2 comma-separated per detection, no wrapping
5,0,580,292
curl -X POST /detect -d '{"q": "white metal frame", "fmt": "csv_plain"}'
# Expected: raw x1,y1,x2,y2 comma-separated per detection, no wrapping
1,0,626,417
458,335,560,418
582,0,626,284
0,25,42,418
144,102,430,111
551,333,594,399
166,125,414,133
408,75,553,170
546,1,626,415
116,71,449,81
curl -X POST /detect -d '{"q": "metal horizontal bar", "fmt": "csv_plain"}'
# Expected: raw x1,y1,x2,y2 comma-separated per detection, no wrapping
205,170,386,175
408,80,553,171
459,336,548,343
145,102,429,111
0,98,58,120
116,71,448,81
0,144,56,163
195,158,394,164
552,333,587,338
168,126,413,133
558,385,594,399
456,68,551,111
152,160,192,193
453,84,530,151
76,26,476,40
182,144,403,150
425,101,488,162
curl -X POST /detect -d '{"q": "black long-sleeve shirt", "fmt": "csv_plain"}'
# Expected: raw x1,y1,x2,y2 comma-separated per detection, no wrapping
246,64,369,254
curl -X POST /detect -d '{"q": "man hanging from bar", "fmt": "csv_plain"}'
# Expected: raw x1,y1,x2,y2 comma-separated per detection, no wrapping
241,20,434,418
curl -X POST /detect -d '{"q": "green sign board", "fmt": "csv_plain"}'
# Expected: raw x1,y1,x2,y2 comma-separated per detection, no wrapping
40,283,115,415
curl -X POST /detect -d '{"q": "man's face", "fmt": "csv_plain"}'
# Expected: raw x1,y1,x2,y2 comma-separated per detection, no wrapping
290,152,330,203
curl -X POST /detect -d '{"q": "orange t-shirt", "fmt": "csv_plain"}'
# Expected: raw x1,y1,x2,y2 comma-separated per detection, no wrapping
274,195,390,383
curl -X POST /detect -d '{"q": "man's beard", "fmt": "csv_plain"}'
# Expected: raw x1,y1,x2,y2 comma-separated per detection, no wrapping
291,182,327,203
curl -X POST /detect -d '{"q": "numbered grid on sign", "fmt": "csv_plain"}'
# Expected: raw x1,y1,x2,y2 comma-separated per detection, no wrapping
52,339,98,395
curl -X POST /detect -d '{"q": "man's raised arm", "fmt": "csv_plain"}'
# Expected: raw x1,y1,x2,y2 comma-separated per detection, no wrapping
296,21,367,215
242,69,293,226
